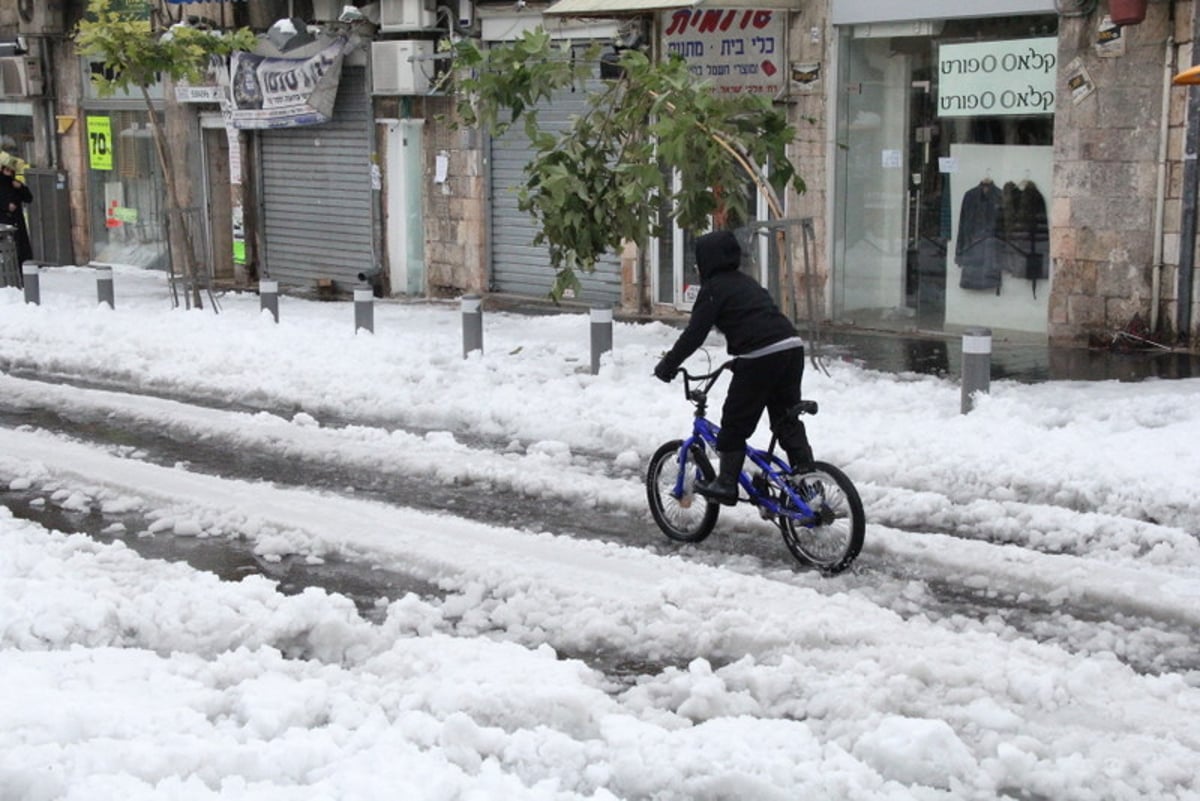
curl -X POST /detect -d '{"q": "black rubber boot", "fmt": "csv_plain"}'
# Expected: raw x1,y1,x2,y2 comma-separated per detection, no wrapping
777,418,814,474
787,448,815,475
696,450,743,506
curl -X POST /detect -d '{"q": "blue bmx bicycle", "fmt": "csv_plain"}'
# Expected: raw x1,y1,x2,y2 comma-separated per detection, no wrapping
646,361,865,575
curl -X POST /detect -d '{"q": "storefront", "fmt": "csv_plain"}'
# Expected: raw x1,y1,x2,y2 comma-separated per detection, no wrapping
80,72,170,269
831,1,1058,335
221,37,379,293
482,11,624,304
488,43,622,303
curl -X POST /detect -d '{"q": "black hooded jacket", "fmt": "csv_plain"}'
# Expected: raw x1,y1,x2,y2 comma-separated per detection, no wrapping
0,168,33,264
657,230,799,375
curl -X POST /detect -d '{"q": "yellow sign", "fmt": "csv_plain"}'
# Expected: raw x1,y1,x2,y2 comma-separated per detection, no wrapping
87,116,113,171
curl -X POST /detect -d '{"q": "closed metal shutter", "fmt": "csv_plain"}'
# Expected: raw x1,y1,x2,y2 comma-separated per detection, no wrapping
260,66,376,291
489,50,621,304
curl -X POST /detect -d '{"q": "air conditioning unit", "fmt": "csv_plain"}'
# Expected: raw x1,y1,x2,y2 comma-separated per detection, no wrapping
379,0,438,32
0,57,43,98
371,40,434,95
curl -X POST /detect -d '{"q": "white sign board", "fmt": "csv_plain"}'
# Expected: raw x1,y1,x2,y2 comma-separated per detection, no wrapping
218,38,348,129
938,37,1056,117
661,8,786,96
175,84,223,103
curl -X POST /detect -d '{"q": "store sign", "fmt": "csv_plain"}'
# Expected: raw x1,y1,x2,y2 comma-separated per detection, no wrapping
175,83,222,103
938,37,1057,117
661,8,785,96
86,115,113,171
217,37,347,129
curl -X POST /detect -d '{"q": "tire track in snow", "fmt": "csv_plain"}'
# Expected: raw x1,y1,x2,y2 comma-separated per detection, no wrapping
1,371,1198,677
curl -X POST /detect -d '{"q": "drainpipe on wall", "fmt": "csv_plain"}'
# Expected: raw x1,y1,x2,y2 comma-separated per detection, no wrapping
1152,35,1173,334
1178,9,1200,342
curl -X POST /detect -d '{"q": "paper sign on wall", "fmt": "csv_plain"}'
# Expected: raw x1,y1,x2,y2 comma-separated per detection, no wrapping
87,116,113,171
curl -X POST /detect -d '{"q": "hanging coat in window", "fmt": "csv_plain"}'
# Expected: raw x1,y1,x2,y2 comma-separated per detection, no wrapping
1002,180,1050,297
955,179,1011,292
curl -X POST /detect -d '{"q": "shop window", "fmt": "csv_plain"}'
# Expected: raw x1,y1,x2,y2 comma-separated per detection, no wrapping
834,16,1057,336
87,109,168,269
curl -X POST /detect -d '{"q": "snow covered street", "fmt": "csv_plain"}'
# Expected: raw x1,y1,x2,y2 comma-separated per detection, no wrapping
2,266,1199,799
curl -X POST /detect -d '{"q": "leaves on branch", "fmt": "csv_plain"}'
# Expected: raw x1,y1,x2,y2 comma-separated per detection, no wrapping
452,28,805,301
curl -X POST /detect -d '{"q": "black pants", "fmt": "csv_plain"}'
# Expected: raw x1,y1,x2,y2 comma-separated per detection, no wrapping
715,346,810,460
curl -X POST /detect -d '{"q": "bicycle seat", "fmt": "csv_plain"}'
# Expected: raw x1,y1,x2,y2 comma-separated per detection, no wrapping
788,400,819,417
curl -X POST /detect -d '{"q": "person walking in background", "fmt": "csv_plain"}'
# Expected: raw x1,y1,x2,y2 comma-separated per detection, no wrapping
0,152,34,267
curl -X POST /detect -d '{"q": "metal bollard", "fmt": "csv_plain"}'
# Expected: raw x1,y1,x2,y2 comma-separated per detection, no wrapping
260,280,279,323
22,262,39,305
590,304,613,375
95,264,114,309
960,326,992,414
354,287,374,334
461,294,483,357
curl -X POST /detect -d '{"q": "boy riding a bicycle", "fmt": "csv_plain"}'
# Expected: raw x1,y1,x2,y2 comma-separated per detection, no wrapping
654,229,813,505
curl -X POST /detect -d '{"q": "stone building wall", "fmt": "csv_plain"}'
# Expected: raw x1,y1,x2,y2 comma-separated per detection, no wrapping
1050,2,1182,344
417,95,488,298
1168,0,1200,343
787,5,831,326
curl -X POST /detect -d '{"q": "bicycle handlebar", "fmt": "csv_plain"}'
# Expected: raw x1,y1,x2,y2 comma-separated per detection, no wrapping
677,360,735,404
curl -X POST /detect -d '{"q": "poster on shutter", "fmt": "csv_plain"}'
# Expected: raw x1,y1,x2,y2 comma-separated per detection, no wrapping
661,9,785,96
218,37,348,129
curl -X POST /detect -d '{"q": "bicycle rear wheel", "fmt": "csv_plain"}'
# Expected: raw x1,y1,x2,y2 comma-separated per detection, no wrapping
778,461,864,574
646,440,720,543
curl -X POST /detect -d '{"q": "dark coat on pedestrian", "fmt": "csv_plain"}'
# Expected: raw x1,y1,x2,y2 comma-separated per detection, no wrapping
0,165,34,266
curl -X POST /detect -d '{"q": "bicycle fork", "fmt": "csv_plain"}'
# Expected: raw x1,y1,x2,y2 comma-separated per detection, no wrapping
670,436,706,505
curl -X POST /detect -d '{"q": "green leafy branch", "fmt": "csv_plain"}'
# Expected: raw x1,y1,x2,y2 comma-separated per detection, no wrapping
452,29,804,301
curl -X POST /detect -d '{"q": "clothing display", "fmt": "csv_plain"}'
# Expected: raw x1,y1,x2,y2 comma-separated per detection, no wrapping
1002,180,1049,297
955,176,1049,296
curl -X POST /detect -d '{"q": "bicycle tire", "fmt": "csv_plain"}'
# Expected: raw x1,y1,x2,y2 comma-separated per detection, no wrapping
778,461,865,574
646,440,720,543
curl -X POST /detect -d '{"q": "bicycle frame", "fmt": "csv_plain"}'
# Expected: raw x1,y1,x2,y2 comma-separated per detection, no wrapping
671,364,821,526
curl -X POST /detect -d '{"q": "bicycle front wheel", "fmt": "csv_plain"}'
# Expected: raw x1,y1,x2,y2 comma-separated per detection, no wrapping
646,440,720,543
779,461,865,574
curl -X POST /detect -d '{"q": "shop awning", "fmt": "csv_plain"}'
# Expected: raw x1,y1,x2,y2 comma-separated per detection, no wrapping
545,0,798,15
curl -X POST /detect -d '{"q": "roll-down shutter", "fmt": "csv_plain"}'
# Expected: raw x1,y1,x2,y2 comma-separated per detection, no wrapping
489,50,621,304
260,66,375,290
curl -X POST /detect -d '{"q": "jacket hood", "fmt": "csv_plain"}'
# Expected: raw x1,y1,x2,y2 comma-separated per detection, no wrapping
695,230,741,281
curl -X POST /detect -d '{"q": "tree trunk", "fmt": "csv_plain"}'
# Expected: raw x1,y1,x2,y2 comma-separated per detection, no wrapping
141,84,204,310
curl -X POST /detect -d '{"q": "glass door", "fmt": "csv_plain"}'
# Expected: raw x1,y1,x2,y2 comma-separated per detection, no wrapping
833,31,910,325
